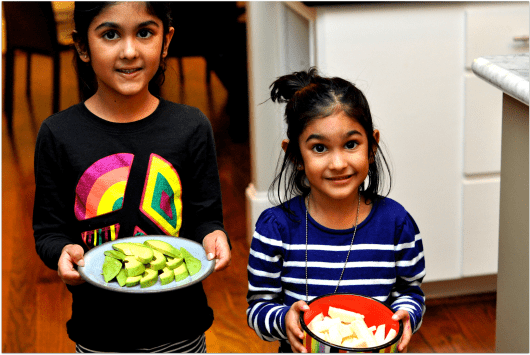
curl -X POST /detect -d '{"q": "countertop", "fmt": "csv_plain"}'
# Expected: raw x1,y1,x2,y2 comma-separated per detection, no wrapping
472,54,529,105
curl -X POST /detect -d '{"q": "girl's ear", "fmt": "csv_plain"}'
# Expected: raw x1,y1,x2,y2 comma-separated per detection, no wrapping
73,31,90,63
162,27,175,58
370,129,380,163
282,139,304,170
281,139,289,153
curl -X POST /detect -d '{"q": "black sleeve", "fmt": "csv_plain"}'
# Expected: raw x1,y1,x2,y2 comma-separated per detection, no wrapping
33,123,79,270
185,111,230,246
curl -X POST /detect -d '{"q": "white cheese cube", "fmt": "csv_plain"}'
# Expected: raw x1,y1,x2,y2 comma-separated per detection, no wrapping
307,312,324,332
328,306,364,323
374,324,386,345
383,328,397,343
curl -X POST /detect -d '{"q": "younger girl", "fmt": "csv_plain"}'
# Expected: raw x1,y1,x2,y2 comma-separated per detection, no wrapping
33,2,231,352
246,68,425,353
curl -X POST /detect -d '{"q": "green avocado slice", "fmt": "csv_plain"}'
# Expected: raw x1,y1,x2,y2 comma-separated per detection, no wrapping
173,262,189,282
140,269,158,288
125,275,142,287
160,267,175,285
144,240,181,259
180,247,201,276
116,268,127,287
102,256,122,283
166,255,184,270
113,242,154,264
148,249,166,271
104,249,126,261
124,256,145,277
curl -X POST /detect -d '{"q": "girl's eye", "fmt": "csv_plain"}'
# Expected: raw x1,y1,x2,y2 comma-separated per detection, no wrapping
345,141,358,149
312,144,327,153
138,29,153,38
102,30,119,40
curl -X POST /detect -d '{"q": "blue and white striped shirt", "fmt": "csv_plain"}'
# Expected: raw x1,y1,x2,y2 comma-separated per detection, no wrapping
246,195,426,344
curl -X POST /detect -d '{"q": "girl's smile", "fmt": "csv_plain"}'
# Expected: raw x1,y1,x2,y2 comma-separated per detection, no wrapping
298,110,379,208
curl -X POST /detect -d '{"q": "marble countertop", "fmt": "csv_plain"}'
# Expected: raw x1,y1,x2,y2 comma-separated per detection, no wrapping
472,54,529,105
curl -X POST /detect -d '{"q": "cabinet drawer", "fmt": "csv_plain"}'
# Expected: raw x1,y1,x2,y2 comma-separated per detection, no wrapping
465,4,529,68
462,179,500,277
464,74,503,175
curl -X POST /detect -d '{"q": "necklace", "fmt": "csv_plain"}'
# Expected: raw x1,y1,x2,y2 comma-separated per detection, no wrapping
305,191,361,302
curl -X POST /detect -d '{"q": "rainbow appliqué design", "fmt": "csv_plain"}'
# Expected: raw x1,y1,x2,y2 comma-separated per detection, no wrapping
139,154,183,236
82,224,120,248
75,153,134,220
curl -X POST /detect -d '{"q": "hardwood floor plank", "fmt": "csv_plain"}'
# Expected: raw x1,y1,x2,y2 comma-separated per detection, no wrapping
35,281,75,352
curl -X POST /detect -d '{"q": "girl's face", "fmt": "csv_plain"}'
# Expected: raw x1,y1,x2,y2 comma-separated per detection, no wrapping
298,110,379,203
80,2,174,99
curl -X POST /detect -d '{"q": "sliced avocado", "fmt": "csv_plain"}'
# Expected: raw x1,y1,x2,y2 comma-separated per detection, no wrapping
144,240,181,259
116,268,127,287
104,249,126,261
180,247,202,276
148,249,166,271
102,256,122,283
113,242,154,264
124,255,145,277
125,275,142,287
173,262,189,282
159,267,174,285
140,269,158,288
165,255,184,270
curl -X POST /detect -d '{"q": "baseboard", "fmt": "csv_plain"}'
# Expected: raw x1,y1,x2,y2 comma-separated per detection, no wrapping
245,183,274,246
422,274,497,299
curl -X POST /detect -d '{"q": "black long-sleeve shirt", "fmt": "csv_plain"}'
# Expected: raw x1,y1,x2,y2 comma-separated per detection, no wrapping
33,99,227,350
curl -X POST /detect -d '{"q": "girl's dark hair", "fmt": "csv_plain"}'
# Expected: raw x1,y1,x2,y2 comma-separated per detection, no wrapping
269,67,392,210
72,2,173,100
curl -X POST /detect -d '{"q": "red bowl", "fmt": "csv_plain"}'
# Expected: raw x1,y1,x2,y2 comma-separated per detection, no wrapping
300,293,403,353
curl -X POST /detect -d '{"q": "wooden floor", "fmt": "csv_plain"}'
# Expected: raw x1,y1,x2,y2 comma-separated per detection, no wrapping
2,50,497,353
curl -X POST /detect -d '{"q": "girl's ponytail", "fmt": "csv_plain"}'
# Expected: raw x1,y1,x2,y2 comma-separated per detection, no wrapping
270,67,317,103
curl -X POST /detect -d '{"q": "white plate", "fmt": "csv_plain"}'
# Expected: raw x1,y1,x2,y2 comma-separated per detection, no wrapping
78,235,215,293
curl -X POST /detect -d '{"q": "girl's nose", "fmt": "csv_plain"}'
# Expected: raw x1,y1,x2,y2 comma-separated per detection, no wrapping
120,37,139,59
329,151,348,170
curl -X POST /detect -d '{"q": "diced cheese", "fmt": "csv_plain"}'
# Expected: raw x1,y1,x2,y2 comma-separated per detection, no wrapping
328,323,342,345
350,319,377,347
338,323,354,338
307,312,324,332
374,324,386,345
328,306,364,323
313,316,341,333
349,338,368,348
384,328,397,343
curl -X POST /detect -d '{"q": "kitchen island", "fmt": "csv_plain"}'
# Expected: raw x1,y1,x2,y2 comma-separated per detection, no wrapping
472,54,529,352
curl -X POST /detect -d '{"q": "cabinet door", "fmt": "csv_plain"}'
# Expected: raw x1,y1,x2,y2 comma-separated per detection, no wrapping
462,179,500,276
464,74,503,175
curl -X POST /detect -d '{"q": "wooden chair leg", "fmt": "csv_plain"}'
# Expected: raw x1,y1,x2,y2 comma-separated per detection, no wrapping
52,53,60,113
178,57,184,86
4,49,15,139
26,53,32,100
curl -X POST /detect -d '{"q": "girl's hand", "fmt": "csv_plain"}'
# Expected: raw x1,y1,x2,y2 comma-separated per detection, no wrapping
286,300,310,353
57,244,86,285
202,230,231,272
392,310,412,352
